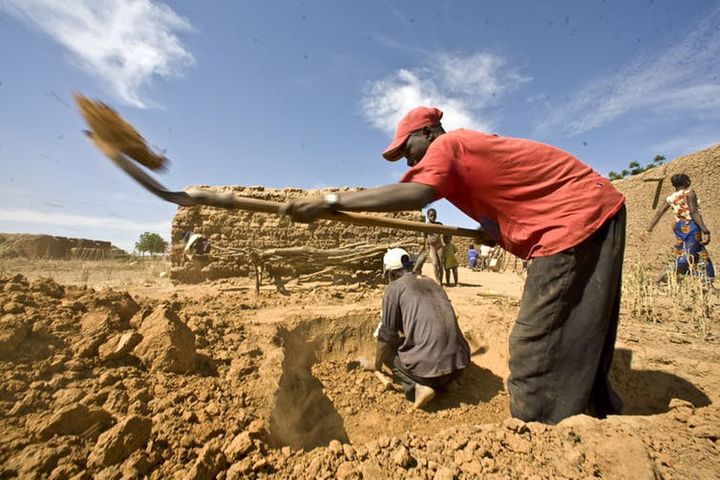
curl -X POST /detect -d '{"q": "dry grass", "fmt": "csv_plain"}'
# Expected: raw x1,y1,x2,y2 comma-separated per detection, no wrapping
0,257,171,290
624,260,718,339
624,262,664,324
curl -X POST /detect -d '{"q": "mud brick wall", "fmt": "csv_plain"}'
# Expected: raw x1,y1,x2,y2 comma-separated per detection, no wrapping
170,186,425,283
0,233,125,259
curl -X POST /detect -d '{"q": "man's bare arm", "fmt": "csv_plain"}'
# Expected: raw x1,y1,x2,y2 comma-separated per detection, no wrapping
279,182,436,223
337,183,436,212
374,340,395,372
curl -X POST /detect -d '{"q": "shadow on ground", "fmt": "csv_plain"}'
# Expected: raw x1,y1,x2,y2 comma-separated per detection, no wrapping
428,362,505,412
611,348,711,415
268,326,352,450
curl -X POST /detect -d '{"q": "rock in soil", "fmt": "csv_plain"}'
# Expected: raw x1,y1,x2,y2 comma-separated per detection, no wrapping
87,415,152,468
133,306,196,373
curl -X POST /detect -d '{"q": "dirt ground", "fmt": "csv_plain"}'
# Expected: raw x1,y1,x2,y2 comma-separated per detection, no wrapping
0,261,718,479
0,258,171,291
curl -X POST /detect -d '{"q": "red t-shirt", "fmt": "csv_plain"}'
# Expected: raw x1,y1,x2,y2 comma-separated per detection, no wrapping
400,129,625,259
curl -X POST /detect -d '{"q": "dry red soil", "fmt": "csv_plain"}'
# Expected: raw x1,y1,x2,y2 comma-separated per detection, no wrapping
1,264,718,479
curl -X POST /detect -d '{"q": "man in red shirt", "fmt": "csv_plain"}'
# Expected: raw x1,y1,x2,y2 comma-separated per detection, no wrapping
280,106,626,424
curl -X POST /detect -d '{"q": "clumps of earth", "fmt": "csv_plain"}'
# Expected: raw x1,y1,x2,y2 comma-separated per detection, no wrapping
1,273,718,479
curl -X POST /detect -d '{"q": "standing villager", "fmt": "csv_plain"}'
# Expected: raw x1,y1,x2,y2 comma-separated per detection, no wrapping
423,208,445,284
281,106,626,424
645,173,714,283
442,234,459,287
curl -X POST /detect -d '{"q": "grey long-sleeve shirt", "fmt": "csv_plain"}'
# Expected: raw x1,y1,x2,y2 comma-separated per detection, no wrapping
377,272,470,378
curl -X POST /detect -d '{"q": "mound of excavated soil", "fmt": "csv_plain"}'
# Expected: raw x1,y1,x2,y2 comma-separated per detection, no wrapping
0,274,261,479
1,272,718,479
618,143,720,267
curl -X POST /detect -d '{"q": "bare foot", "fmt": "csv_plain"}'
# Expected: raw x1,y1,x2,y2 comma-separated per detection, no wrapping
413,384,436,409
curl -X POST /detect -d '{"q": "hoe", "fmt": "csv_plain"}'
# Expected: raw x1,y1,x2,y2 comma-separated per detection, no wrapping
75,94,491,242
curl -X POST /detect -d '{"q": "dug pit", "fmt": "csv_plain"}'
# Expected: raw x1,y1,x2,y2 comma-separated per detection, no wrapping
267,313,509,451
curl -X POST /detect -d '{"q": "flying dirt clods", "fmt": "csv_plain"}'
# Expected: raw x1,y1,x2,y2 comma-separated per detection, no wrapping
74,93,168,172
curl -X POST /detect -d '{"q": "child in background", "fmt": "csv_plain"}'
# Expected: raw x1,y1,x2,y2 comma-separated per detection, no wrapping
424,208,445,285
467,244,478,269
442,234,459,287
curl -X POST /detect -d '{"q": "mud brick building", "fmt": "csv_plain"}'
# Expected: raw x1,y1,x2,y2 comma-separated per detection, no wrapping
170,186,426,283
0,234,126,260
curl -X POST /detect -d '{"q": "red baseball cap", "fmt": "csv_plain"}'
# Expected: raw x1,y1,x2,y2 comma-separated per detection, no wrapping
382,106,443,161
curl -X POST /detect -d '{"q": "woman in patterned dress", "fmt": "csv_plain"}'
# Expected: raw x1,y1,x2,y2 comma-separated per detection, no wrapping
646,173,714,283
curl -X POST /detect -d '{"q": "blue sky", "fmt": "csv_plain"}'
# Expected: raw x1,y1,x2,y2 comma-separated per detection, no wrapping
1,0,719,252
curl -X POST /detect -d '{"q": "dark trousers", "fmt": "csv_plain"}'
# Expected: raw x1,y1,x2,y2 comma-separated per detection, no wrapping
391,355,461,400
508,205,626,424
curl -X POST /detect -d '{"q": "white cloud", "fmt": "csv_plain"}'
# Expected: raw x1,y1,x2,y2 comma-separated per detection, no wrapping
526,92,548,104
0,208,170,232
1,0,194,108
536,7,720,136
361,52,529,135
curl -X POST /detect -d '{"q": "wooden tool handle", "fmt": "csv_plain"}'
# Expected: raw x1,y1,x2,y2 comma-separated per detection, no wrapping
189,188,484,238
109,151,491,241
77,96,492,241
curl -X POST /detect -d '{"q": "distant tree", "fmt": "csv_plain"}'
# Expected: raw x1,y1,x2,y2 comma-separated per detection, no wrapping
608,154,667,181
629,161,644,175
135,232,168,256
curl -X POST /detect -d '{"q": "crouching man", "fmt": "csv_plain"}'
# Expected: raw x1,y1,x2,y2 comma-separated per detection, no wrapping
368,247,470,409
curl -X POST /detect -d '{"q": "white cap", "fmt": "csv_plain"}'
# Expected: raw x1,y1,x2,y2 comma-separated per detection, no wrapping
383,247,410,274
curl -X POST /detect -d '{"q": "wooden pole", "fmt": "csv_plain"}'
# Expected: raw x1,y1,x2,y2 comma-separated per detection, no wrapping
108,151,489,240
